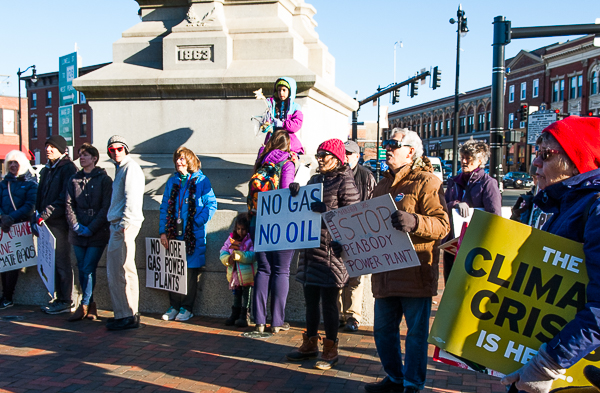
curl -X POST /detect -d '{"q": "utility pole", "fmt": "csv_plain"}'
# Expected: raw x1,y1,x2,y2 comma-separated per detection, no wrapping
450,4,468,176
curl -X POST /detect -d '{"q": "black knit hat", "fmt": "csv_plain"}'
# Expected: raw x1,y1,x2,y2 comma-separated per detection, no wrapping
45,135,67,154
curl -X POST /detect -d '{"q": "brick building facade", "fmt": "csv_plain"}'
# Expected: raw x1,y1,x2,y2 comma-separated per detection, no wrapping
0,95,29,171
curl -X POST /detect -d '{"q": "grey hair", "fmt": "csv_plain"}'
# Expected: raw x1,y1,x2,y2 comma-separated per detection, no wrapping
459,140,490,168
389,128,423,160
536,132,575,172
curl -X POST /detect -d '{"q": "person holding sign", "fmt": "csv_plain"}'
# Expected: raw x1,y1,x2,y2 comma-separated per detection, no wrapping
159,147,217,322
365,128,449,393
0,150,38,309
501,116,600,393
65,144,112,321
443,140,501,282
251,130,296,334
286,138,360,370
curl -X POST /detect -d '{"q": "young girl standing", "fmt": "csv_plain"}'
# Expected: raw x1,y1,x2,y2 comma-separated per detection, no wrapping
264,77,305,156
220,212,256,327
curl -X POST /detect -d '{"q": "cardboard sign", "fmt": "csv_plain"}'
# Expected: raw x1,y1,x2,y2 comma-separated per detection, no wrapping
37,224,56,295
429,210,594,389
322,194,419,277
0,222,37,273
146,238,187,295
254,184,323,252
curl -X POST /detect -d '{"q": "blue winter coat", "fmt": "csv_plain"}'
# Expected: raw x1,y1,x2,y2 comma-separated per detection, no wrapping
159,170,217,268
533,168,600,368
0,172,38,223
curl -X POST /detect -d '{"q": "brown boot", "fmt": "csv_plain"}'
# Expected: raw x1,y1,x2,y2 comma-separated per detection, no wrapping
314,338,338,370
68,304,88,322
286,332,320,361
86,302,98,320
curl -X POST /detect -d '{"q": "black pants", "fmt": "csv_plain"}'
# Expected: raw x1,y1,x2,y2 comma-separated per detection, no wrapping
1,270,19,301
48,224,73,303
304,284,340,341
169,267,200,312
443,251,455,284
233,287,251,308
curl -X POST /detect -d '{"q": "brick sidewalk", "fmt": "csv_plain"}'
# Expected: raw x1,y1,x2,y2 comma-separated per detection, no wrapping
0,297,505,393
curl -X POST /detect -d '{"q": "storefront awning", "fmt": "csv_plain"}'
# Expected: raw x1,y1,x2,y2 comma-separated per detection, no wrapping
0,145,33,160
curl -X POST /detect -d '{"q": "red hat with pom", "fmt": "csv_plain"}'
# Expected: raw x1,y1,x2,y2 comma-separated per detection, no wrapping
318,139,346,163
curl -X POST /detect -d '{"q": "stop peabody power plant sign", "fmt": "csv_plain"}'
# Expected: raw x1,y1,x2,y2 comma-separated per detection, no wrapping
322,194,419,277
254,184,323,252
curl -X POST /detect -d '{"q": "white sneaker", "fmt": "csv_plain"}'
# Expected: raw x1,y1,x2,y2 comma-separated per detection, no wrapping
162,306,178,321
175,307,193,321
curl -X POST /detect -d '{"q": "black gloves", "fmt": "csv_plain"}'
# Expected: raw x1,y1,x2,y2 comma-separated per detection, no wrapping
1,215,14,233
310,201,327,213
391,210,418,233
330,241,343,258
289,182,300,197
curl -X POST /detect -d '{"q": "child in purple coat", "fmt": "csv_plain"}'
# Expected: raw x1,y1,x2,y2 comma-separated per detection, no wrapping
264,77,305,156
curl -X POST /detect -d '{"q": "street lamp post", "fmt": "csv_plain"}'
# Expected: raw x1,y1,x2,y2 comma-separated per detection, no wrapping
17,65,37,154
450,5,468,176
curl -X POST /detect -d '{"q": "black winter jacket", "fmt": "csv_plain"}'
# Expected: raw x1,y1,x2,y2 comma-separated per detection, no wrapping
36,155,78,230
65,167,113,247
0,172,38,223
353,164,376,202
296,165,360,288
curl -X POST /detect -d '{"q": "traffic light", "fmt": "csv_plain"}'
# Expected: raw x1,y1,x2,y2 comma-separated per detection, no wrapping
520,104,529,123
432,66,442,90
392,89,400,104
410,79,419,97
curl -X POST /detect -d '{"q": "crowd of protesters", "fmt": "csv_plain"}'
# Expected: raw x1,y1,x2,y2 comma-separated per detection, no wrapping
0,74,599,393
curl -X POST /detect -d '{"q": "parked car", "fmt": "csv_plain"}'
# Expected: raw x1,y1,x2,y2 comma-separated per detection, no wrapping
362,159,378,173
503,171,534,189
428,157,443,183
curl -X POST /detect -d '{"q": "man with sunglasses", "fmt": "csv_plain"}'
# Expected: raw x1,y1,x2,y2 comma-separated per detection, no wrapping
105,135,145,330
37,135,78,314
501,116,600,393
365,128,449,393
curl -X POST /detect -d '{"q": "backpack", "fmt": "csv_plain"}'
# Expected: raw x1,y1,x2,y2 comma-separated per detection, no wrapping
247,158,290,215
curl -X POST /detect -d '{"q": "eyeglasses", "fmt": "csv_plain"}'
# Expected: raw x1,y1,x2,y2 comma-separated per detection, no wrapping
108,146,125,154
382,139,412,150
536,147,561,161
315,151,333,160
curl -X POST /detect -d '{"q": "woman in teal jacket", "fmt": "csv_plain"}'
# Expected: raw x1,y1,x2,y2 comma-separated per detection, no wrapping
159,146,217,321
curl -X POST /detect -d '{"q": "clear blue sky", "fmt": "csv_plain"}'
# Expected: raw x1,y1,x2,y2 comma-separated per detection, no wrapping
1,1,597,122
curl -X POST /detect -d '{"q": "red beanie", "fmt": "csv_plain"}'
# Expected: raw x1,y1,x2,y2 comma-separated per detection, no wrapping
318,139,345,163
543,115,600,174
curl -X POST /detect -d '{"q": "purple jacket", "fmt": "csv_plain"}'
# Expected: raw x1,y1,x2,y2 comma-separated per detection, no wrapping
445,169,502,216
256,147,295,189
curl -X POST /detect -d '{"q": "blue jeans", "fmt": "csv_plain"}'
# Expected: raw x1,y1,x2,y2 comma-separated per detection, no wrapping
374,296,432,390
73,246,105,306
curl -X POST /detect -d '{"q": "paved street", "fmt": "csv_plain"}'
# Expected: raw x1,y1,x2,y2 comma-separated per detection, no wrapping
0,286,505,393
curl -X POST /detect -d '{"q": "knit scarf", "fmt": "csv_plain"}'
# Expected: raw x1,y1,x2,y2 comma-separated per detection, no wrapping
165,174,197,255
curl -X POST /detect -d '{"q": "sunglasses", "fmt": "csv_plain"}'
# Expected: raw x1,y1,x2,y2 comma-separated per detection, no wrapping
108,146,125,154
536,147,561,161
382,139,412,150
315,151,333,160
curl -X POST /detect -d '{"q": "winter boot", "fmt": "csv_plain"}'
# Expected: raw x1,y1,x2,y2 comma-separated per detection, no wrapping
86,302,98,320
314,338,339,370
225,306,241,326
235,307,249,327
286,332,320,361
68,304,88,322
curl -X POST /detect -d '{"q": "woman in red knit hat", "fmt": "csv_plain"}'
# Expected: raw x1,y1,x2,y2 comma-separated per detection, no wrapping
502,116,600,393
286,138,360,370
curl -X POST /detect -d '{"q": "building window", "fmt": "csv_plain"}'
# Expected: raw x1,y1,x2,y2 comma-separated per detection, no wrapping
520,82,526,100
445,119,450,135
570,76,577,99
560,80,565,101
80,112,87,136
478,113,485,131
1,109,15,134
433,122,438,137
439,121,443,137
459,117,465,134
31,118,38,139
577,75,583,98
487,112,491,130
47,116,53,137
509,85,515,103
467,115,474,133
592,71,599,95
509,113,514,129
533,79,539,98
32,93,37,108
552,81,559,102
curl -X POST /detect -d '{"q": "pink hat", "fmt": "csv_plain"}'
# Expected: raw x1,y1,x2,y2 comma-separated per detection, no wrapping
542,116,600,174
318,139,346,163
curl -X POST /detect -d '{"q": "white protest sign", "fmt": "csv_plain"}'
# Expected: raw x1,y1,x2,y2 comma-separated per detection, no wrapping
0,222,37,273
254,184,323,252
452,207,511,237
322,194,420,277
37,224,55,294
146,238,187,295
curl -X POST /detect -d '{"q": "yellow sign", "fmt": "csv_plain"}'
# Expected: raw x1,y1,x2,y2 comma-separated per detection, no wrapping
429,210,596,388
